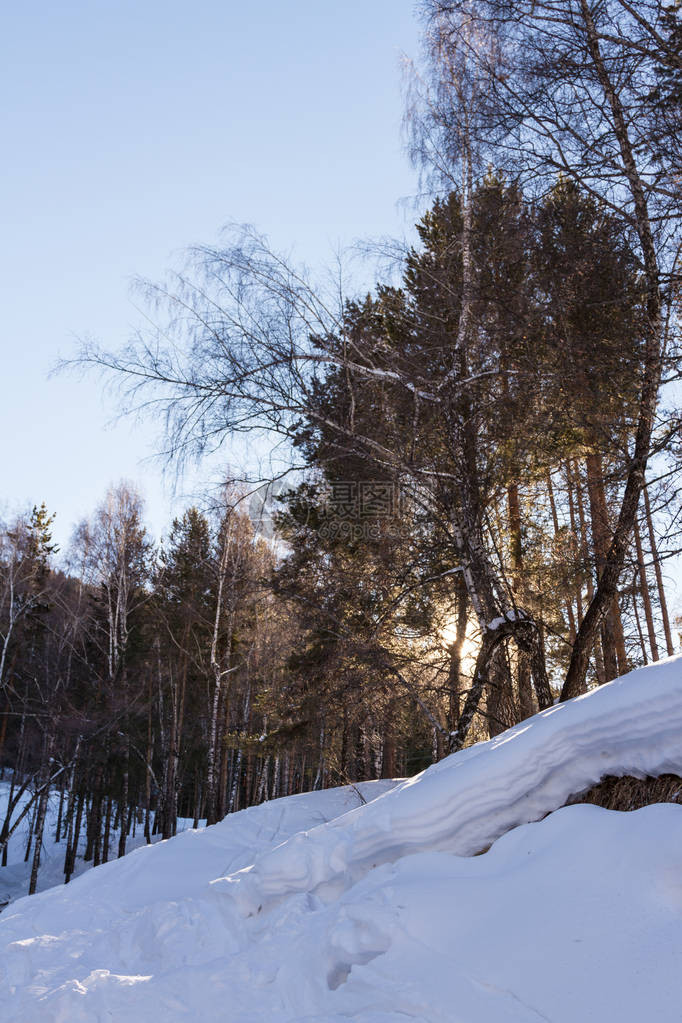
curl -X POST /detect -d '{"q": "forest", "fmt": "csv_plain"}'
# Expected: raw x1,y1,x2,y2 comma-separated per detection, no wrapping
2,0,682,898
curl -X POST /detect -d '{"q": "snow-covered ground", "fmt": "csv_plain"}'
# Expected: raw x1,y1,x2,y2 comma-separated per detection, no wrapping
0,782,198,908
2,656,682,1021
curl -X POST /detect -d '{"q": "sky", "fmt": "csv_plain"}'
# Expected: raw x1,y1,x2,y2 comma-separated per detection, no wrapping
1,1,423,551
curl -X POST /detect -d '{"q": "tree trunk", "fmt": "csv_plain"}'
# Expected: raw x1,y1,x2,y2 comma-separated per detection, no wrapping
546,473,577,645
634,518,659,661
565,462,584,625
65,790,85,884
631,579,649,664
29,733,54,896
584,452,628,679
644,485,674,656
117,736,130,859
572,460,605,686
102,796,113,864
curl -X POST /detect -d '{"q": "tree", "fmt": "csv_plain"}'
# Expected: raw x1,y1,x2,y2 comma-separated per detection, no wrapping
75,483,152,858
417,0,682,698
153,507,213,837
0,505,59,699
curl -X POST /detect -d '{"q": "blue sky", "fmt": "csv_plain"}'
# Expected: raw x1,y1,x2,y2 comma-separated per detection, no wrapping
1,1,422,549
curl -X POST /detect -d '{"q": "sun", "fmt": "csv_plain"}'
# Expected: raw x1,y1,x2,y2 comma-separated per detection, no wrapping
438,617,480,668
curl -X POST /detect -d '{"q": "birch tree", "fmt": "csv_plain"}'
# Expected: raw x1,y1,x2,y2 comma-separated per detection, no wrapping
76,483,151,856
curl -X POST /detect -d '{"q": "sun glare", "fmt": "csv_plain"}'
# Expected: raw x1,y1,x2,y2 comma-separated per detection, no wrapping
438,618,480,668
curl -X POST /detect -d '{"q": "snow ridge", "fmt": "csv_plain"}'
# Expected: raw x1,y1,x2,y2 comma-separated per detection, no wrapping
216,655,682,917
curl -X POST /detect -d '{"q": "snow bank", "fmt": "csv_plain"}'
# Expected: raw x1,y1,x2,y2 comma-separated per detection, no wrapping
1,656,682,1022
221,654,682,916
311,802,682,1022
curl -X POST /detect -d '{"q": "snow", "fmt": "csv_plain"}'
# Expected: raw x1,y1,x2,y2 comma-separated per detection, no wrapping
2,656,682,1021
222,652,682,917
487,608,525,631
0,783,198,908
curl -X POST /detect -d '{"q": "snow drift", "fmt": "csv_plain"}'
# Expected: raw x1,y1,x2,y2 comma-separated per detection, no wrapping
2,656,682,1022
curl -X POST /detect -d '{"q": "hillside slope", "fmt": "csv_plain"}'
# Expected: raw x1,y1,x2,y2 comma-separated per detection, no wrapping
2,657,682,1022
